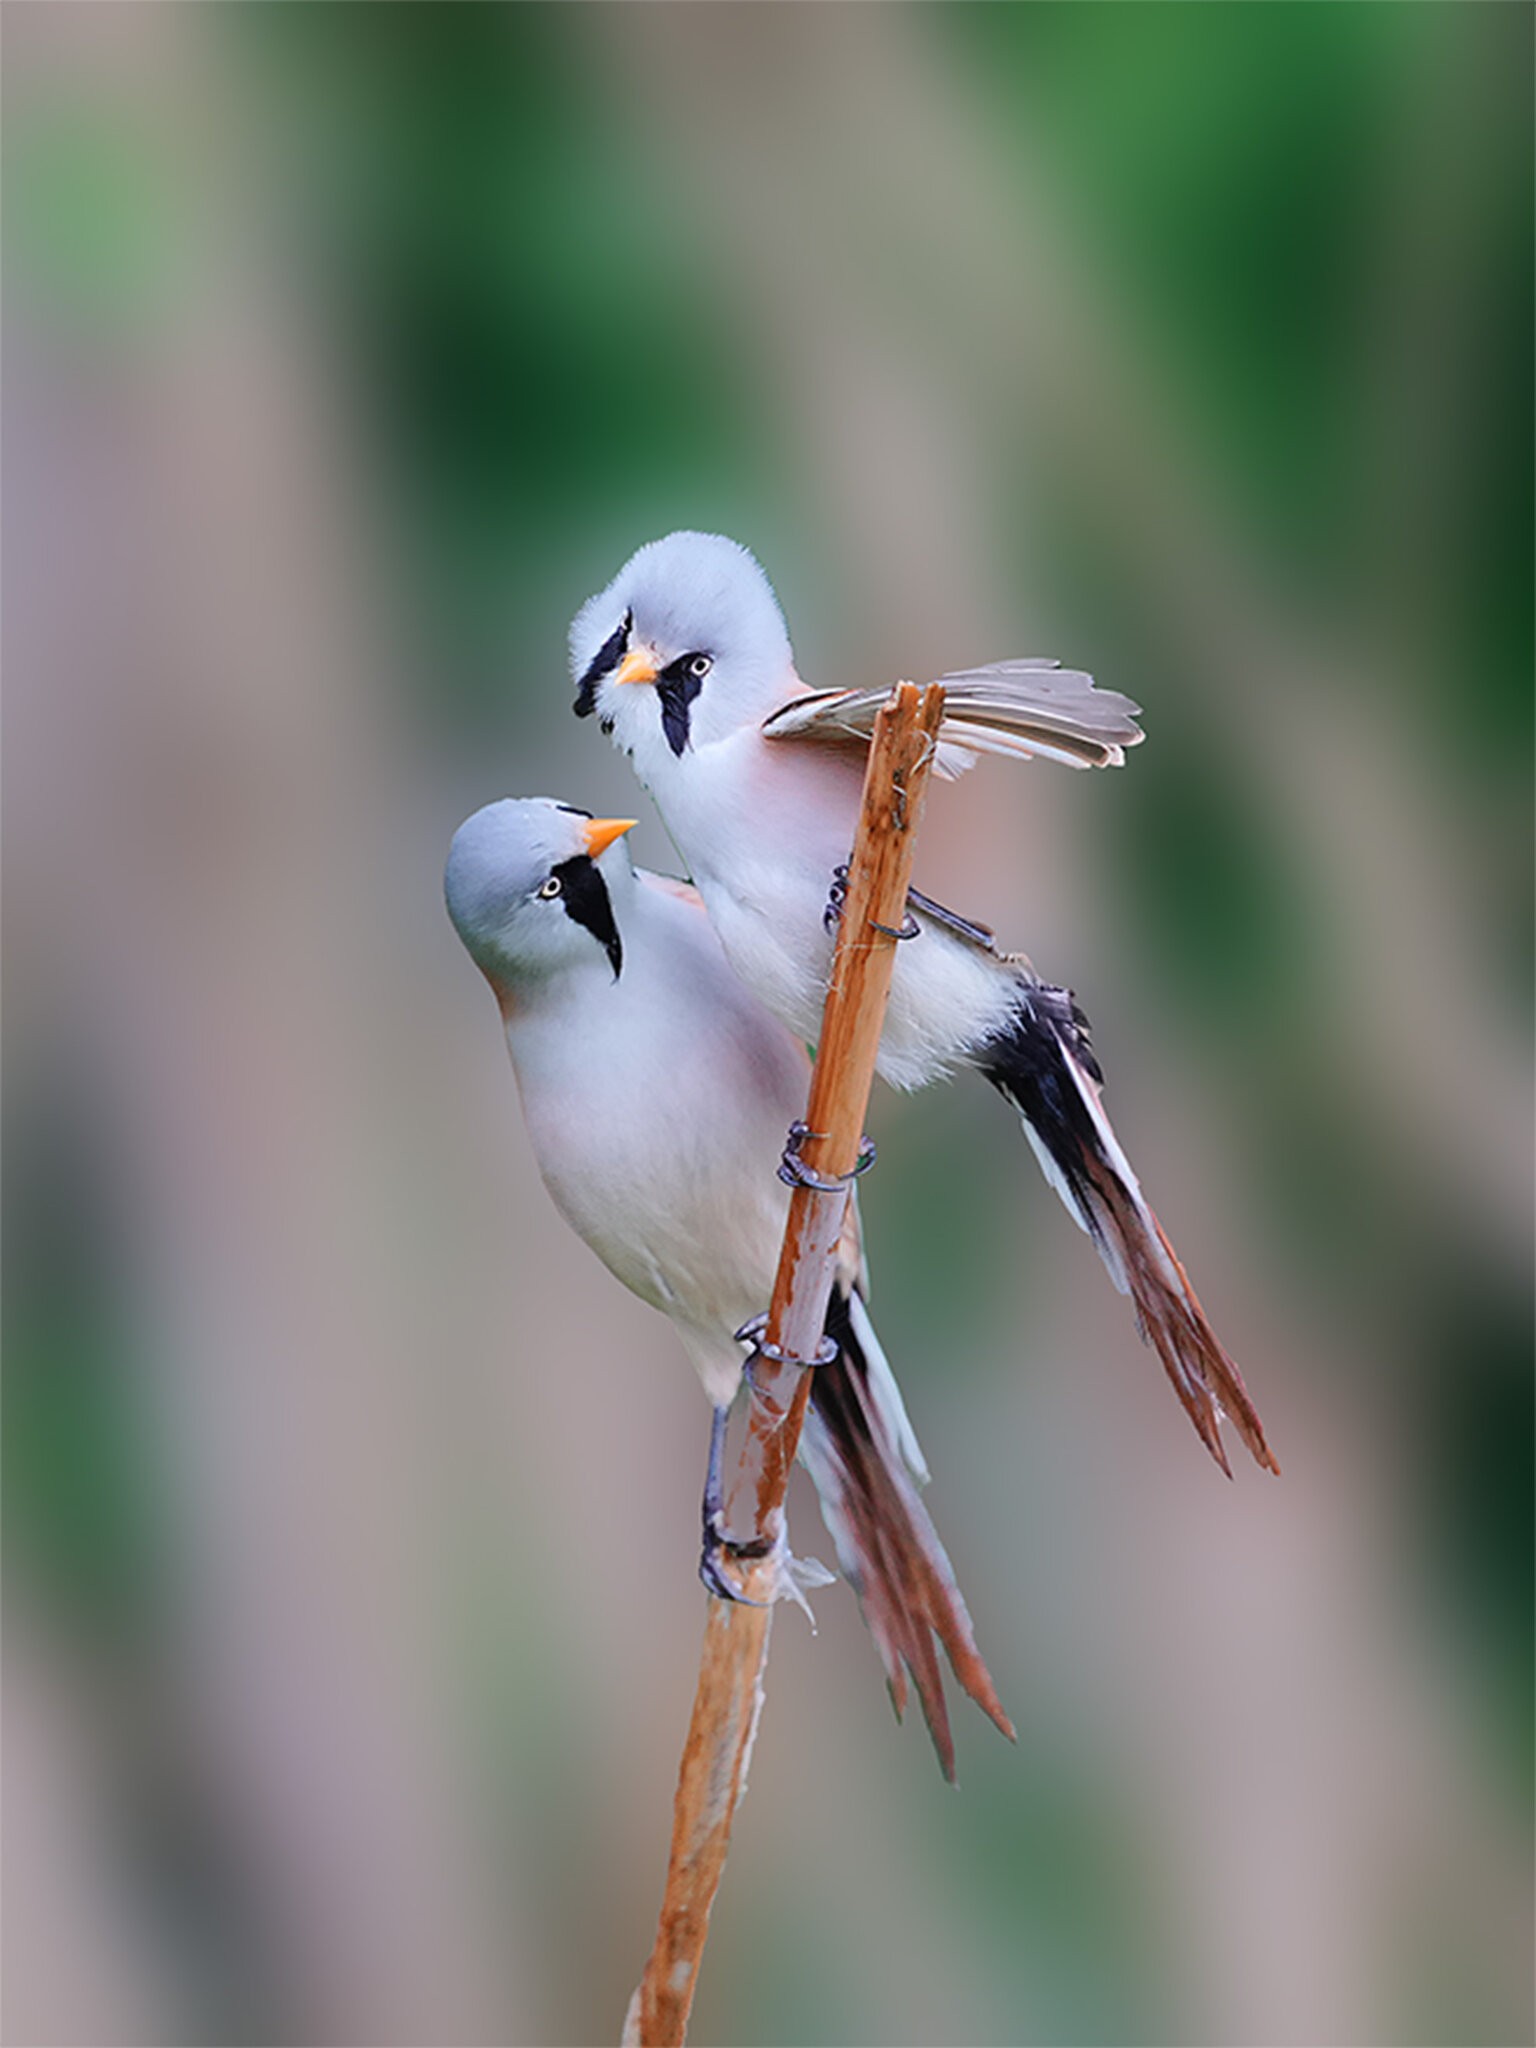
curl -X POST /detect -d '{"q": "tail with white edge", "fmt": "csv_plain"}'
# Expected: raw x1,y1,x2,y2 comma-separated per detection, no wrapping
800,1284,1015,1782
979,980,1279,1478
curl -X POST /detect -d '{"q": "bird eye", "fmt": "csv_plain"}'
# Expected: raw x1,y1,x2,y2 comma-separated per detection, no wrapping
536,876,563,900
686,653,712,680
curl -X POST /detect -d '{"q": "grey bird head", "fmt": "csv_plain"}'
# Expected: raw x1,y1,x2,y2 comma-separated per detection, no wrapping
568,531,797,764
445,797,636,992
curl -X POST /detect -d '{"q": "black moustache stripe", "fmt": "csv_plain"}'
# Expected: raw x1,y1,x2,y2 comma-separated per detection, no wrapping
574,615,628,719
550,854,623,979
656,652,706,757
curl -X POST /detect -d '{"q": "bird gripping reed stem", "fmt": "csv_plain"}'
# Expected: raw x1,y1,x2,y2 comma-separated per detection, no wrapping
625,681,946,2048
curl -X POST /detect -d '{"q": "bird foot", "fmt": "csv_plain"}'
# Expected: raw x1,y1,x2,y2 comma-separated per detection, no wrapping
824,863,920,939
736,1328,840,1402
700,1516,835,1618
777,1119,876,1192
699,1515,775,1605
822,863,851,934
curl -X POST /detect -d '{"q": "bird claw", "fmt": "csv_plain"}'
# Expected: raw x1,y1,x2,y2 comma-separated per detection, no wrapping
699,1514,773,1605
736,1329,840,1403
825,864,920,940
777,1119,876,1192
700,1516,835,1618
822,863,851,934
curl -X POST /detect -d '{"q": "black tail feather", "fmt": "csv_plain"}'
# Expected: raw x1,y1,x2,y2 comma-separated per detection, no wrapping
980,984,1278,1477
801,1288,1015,1782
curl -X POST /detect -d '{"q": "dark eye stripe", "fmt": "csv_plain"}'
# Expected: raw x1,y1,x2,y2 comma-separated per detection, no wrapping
655,650,709,757
548,854,622,978
573,611,631,719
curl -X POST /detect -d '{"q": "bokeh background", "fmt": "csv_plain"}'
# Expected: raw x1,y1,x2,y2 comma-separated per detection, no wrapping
5,6,1531,2045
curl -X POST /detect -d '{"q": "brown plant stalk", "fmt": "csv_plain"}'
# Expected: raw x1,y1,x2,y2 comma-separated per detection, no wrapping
624,681,947,2048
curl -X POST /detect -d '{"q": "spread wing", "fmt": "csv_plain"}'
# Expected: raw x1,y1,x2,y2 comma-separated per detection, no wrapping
761,660,1144,777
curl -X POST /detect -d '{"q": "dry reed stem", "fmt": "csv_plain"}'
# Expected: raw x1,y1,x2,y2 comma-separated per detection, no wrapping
624,682,947,2048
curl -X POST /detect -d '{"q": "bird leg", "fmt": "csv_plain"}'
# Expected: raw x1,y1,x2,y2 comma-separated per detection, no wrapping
777,1118,876,1192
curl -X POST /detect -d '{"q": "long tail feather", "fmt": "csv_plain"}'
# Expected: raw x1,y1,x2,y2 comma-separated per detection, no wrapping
799,1288,1015,1781
979,984,1279,1478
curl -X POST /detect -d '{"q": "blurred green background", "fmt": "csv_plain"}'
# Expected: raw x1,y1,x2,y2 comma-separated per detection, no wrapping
4,5,1530,2045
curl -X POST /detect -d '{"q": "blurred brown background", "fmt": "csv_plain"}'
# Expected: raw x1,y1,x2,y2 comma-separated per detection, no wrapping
4,6,1531,2045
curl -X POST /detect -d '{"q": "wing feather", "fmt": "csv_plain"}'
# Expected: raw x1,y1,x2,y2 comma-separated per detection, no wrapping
762,660,1144,775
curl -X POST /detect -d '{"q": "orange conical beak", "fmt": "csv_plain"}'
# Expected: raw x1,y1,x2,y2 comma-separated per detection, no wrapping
614,648,658,687
583,816,638,859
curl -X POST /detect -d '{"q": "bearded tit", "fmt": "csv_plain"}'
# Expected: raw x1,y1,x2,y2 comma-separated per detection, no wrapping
568,533,1276,1477
445,796,1014,1779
